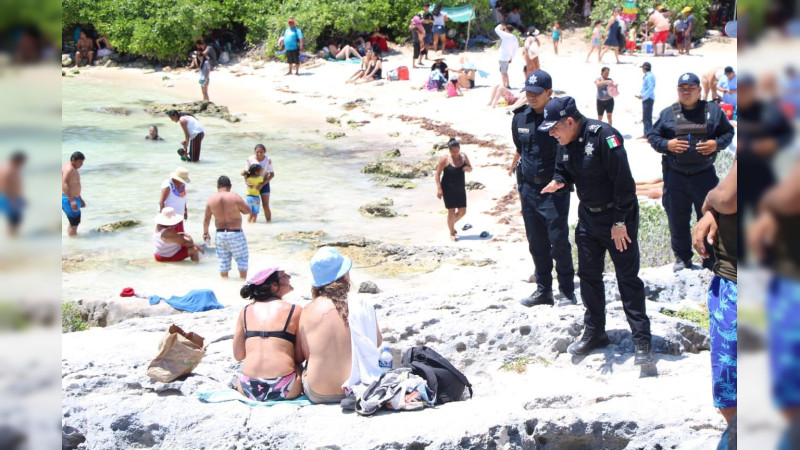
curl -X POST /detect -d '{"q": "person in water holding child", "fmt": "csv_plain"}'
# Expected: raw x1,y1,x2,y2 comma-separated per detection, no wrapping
241,144,275,223
244,164,264,223
435,138,472,241
233,267,304,401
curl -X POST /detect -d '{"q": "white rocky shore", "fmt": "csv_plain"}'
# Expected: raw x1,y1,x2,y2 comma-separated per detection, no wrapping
63,262,723,449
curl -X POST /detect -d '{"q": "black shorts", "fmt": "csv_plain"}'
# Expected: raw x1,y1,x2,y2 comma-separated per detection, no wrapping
286,49,300,64
413,41,421,59
597,98,615,116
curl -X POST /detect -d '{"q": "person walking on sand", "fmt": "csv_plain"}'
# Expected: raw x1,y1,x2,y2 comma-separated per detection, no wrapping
241,144,275,223
203,176,251,279
595,67,617,125
510,71,575,307
599,8,622,64
0,151,26,236
681,7,695,55
436,138,472,241
495,22,519,88
153,207,204,263
586,20,603,63
62,151,86,237
635,62,656,138
167,110,204,162
551,21,562,55
281,19,304,75
159,167,191,232
198,52,210,103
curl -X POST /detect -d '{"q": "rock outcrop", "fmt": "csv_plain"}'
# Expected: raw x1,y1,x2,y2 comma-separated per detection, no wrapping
144,102,241,123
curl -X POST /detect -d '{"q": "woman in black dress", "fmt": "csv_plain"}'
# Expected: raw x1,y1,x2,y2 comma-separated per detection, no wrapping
435,138,472,241
600,7,622,64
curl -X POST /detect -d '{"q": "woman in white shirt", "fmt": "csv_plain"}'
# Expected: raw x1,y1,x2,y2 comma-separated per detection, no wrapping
159,166,191,232
241,144,275,222
431,4,449,56
167,110,205,162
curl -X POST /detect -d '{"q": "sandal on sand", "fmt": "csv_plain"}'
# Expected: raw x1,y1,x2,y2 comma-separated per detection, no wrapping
462,224,472,231
479,231,490,238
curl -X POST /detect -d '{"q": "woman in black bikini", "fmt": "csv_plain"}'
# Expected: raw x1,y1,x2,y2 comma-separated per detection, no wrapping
435,138,472,241
233,267,304,401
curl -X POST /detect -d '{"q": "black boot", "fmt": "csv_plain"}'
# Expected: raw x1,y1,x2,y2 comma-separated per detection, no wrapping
567,332,610,355
520,287,554,307
633,340,654,365
557,290,577,307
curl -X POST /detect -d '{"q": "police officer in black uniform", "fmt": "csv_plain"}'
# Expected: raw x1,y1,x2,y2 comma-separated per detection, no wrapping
647,72,735,272
510,70,576,307
540,96,653,365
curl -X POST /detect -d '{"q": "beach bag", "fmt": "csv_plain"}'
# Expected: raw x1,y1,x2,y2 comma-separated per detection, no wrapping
146,324,207,382
446,81,459,97
401,345,473,404
397,66,409,80
608,83,619,97
719,102,734,120
388,69,400,81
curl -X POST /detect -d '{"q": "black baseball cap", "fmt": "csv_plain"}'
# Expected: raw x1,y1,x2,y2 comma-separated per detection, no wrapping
677,72,701,86
724,66,735,74
641,61,651,70
521,70,552,94
538,96,577,131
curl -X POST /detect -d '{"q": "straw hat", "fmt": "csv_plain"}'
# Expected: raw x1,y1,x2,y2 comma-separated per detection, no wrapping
170,167,190,184
155,207,183,226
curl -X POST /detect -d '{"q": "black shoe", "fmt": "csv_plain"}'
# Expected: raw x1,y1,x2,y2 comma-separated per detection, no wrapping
567,332,609,355
520,287,554,307
557,291,577,307
340,394,356,410
672,259,692,272
634,341,654,365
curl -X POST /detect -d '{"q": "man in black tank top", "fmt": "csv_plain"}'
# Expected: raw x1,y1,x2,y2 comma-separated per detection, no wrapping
692,159,737,431
647,72,734,272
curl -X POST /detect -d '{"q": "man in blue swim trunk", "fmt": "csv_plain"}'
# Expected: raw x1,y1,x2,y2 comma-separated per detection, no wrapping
693,160,737,445
62,151,86,236
0,151,26,236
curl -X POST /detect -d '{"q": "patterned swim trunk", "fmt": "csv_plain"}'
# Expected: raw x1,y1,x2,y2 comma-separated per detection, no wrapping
768,276,800,409
708,275,737,409
215,230,248,273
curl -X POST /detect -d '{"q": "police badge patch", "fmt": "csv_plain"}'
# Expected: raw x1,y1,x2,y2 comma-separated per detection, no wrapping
585,142,595,155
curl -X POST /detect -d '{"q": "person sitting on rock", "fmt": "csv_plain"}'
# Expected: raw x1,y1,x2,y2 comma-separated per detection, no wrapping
233,267,304,401
74,31,94,68
297,247,383,403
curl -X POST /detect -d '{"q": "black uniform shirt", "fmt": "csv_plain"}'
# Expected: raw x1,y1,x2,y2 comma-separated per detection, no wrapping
511,104,560,182
737,100,794,180
647,100,734,173
553,119,637,224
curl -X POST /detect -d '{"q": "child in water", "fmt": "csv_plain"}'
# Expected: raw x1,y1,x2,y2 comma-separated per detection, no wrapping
245,164,263,223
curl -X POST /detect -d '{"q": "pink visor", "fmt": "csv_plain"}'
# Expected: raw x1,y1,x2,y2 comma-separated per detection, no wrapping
248,267,279,285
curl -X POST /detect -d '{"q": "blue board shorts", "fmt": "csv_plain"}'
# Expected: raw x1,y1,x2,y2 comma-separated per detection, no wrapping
708,275,737,409
246,195,261,215
0,194,23,226
768,276,800,409
61,194,81,226
259,182,271,195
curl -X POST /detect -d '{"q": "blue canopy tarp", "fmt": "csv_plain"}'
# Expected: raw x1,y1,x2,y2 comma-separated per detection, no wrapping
442,5,476,22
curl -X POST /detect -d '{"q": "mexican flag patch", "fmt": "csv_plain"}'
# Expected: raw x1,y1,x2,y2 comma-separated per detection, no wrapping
606,135,621,148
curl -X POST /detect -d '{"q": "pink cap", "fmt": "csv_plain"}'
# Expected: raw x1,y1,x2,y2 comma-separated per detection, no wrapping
411,15,421,25
248,267,279,285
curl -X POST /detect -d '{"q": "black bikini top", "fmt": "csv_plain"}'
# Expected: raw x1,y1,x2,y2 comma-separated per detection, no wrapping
243,303,296,345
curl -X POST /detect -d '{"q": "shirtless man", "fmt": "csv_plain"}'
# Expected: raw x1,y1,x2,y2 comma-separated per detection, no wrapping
74,31,94,67
0,151,26,236
203,175,250,278
646,8,671,56
701,66,725,101
62,152,86,237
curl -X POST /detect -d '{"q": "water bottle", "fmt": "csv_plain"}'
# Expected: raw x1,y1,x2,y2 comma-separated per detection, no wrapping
378,346,393,373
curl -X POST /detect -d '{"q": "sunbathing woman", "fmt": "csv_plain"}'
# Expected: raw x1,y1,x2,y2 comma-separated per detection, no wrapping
328,42,362,61
487,84,526,109
233,267,304,401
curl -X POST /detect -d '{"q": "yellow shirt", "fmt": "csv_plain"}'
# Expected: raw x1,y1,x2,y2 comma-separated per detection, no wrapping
246,176,264,197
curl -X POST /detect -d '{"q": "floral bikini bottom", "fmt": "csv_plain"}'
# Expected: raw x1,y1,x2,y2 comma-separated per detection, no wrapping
239,372,296,402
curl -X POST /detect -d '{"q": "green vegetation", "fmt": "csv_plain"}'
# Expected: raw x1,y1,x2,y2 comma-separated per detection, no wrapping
0,302,30,331
62,300,89,333
4,0,62,47
661,304,709,329
501,356,531,373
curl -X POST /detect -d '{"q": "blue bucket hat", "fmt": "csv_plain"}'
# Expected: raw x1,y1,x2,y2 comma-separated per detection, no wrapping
310,247,352,288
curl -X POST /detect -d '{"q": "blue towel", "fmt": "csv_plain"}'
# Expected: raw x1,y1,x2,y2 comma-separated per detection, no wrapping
325,57,362,64
477,69,490,78
148,289,224,313
197,389,314,407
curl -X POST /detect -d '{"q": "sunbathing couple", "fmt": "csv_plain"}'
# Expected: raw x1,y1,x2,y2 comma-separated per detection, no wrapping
233,247,383,403
345,48,383,84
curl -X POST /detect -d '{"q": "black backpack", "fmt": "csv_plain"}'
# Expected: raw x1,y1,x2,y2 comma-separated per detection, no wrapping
401,345,473,404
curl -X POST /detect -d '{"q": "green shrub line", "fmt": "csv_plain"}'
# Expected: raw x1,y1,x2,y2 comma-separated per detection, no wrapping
62,300,89,333
661,304,710,329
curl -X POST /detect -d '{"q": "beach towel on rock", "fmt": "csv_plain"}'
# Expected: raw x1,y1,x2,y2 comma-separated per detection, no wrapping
148,289,223,313
342,296,383,394
354,368,435,416
197,389,313,407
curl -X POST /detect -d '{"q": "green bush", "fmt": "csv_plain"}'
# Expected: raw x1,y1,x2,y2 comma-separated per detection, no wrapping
62,300,88,333
661,305,709,329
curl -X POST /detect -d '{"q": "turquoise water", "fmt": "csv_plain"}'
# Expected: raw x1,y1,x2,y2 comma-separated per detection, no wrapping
60,75,442,302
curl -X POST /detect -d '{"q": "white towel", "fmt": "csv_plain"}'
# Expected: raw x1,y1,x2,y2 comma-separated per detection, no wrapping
342,296,382,392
